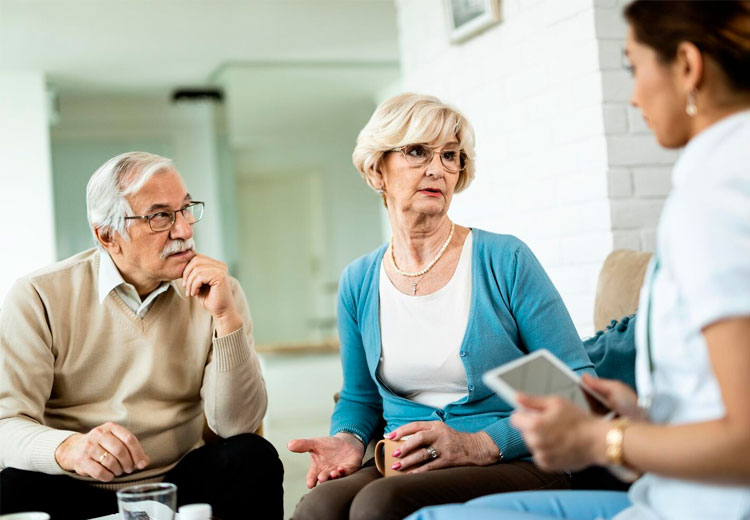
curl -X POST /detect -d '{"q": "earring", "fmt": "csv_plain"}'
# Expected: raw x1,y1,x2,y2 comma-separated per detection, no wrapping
686,89,698,116
376,187,384,194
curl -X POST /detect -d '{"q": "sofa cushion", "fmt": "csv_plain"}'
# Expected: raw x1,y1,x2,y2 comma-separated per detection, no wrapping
594,249,651,331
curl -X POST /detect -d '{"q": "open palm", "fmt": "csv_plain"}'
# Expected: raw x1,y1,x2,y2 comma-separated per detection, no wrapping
288,436,363,488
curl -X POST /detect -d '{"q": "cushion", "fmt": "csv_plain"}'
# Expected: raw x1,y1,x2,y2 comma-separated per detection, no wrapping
594,249,651,331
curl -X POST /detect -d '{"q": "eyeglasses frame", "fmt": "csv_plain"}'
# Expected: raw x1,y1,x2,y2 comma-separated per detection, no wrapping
390,144,467,173
124,201,205,232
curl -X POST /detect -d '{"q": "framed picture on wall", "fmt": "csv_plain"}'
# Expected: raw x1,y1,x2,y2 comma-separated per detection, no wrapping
444,0,501,43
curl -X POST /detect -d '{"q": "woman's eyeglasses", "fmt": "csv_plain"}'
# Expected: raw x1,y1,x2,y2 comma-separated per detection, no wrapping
391,144,466,173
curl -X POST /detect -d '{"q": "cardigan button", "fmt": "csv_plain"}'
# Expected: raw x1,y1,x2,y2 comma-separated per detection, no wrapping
459,351,466,357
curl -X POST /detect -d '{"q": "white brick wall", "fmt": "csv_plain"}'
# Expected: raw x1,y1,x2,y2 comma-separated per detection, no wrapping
393,0,678,334
594,1,678,256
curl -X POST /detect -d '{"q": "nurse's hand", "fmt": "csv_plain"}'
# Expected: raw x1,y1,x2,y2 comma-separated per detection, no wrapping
511,393,609,472
581,374,645,420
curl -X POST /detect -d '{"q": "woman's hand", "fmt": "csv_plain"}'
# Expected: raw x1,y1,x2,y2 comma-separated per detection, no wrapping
581,373,645,420
287,434,364,488
511,393,610,472
388,421,500,474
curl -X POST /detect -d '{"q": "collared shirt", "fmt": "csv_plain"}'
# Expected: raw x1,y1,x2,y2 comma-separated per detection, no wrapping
98,251,174,318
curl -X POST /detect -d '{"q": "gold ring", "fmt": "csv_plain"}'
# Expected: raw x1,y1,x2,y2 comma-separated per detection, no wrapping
98,452,108,464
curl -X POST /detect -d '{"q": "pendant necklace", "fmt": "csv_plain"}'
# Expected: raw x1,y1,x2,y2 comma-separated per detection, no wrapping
391,221,455,295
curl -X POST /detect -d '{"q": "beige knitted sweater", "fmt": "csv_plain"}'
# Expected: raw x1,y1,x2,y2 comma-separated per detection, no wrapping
0,249,267,485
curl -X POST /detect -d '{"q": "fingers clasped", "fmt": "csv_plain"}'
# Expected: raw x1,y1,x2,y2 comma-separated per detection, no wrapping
55,422,150,483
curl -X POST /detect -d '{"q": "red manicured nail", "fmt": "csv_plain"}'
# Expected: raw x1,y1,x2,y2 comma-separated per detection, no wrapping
392,449,401,457
391,462,401,470
387,432,396,439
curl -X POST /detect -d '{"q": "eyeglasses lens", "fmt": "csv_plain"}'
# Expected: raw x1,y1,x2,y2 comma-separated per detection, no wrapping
147,203,204,232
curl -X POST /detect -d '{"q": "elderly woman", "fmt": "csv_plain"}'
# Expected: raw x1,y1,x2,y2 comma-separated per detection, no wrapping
288,93,595,520
409,2,750,520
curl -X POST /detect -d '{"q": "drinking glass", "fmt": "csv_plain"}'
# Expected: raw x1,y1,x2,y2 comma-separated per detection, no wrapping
116,483,177,520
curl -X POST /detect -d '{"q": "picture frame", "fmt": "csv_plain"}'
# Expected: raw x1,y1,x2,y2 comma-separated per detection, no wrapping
443,0,501,43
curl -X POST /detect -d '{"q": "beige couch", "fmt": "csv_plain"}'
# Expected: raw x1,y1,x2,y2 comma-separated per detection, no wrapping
593,249,652,331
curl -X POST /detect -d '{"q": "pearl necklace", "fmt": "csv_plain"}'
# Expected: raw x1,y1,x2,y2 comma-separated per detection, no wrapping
391,222,455,294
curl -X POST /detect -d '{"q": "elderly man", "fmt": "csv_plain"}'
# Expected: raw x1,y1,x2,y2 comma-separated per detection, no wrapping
0,152,283,519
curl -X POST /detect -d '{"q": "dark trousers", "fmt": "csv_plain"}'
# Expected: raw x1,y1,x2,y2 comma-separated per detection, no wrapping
291,458,570,520
0,433,283,520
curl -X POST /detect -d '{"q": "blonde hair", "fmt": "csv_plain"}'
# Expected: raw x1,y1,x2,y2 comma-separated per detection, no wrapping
352,93,476,193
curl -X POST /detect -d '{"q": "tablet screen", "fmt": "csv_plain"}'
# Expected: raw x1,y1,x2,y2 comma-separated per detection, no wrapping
489,353,611,415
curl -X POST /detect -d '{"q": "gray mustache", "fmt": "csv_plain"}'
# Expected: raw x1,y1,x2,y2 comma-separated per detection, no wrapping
160,238,195,259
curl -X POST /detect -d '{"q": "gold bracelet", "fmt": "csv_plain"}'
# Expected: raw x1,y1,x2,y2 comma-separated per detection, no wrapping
605,418,630,466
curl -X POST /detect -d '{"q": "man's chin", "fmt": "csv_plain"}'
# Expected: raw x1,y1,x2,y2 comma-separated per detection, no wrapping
165,250,196,278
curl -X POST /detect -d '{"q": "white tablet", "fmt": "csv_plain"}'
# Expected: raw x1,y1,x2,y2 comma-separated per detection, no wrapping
482,349,612,416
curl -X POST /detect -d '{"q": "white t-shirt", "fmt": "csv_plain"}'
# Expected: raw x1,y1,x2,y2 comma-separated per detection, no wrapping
617,111,750,520
378,231,473,409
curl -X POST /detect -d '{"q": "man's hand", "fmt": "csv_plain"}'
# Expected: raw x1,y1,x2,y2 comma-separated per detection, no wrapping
54,422,150,482
182,254,242,336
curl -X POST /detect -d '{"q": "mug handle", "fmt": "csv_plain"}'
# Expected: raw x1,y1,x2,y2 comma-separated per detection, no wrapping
374,439,386,475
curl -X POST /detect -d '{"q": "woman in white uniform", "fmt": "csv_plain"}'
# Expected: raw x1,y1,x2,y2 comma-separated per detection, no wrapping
409,1,750,519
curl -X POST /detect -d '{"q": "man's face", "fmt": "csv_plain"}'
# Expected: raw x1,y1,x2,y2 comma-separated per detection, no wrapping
111,169,197,295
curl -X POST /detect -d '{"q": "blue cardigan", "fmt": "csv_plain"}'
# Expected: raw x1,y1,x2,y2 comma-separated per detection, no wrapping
330,229,595,460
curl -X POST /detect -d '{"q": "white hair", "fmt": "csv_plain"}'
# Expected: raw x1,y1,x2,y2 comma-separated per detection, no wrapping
86,151,175,247
352,93,476,193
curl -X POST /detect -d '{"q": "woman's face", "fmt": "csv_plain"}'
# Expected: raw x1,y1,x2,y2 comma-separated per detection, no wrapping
626,26,692,148
377,139,462,219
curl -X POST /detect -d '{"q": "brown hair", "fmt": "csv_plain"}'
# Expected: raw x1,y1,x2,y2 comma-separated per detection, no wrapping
624,1,750,91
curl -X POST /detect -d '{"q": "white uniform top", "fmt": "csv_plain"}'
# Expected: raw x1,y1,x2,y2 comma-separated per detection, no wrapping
378,231,473,409
617,111,750,520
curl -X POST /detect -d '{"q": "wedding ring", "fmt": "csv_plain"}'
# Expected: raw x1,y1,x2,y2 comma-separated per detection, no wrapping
425,445,438,459
98,452,108,464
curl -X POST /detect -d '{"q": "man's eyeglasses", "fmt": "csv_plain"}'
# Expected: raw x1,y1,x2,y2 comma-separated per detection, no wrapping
391,144,466,173
124,201,205,232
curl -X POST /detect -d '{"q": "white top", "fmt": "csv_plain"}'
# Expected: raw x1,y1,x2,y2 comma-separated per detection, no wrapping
378,231,472,409
98,251,171,318
617,111,750,520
